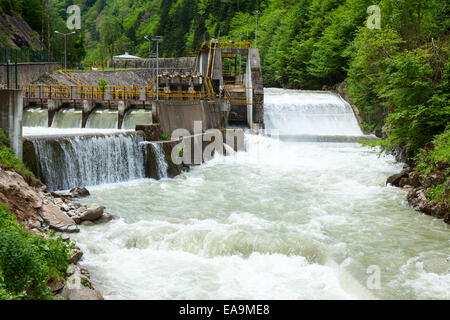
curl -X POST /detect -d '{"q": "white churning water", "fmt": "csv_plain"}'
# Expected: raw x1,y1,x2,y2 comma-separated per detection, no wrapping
64,88,448,300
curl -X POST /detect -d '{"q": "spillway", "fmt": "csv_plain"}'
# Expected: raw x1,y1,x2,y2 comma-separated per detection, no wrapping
51,108,82,128
122,109,152,130
23,107,48,127
27,132,146,191
264,88,366,140
85,109,119,129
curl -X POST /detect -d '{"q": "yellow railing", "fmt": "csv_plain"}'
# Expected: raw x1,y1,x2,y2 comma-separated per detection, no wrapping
21,84,210,101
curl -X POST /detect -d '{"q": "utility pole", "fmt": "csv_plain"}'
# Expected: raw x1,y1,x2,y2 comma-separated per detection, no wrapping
54,31,76,69
151,36,163,101
253,10,260,48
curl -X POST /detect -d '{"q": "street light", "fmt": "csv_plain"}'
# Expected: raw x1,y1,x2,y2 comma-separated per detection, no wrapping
151,36,163,100
144,36,156,92
54,30,76,70
252,10,260,48
238,32,244,73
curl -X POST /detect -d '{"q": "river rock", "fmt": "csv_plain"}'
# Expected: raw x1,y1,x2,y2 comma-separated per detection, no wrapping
70,187,90,198
387,171,408,187
69,247,84,264
60,266,104,300
92,213,119,225
419,172,446,188
80,205,104,221
48,279,65,293
40,202,79,233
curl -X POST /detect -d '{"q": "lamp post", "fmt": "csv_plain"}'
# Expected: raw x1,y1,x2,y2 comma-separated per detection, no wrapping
238,32,244,74
252,10,260,48
151,36,163,100
144,36,156,94
54,30,76,70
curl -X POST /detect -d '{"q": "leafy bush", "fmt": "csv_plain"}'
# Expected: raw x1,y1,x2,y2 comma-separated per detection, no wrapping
159,134,170,141
0,204,69,300
415,128,450,175
0,129,34,178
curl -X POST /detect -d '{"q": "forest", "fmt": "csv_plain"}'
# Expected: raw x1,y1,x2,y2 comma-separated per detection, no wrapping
0,0,449,201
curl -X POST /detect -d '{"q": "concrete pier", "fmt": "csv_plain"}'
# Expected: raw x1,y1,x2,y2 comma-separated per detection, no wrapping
0,89,23,160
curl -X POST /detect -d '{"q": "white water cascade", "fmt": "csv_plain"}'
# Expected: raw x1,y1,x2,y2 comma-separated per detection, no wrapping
29,133,146,191
149,142,169,179
69,89,449,300
264,88,366,140
51,108,82,128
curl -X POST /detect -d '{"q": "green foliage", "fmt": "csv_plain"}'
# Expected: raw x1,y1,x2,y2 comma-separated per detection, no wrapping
415,128,450,175
160,134,170,141
0,204,69,300
0,130,34,178
97,77,108,88
426,181,447,203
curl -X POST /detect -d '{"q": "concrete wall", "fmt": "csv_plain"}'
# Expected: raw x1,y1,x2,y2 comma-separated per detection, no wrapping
0,62,60,85
156,100,225,135
247,49,264,129
0,89,23,159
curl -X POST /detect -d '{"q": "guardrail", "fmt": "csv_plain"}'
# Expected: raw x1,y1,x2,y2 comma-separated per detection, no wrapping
20,84,209,102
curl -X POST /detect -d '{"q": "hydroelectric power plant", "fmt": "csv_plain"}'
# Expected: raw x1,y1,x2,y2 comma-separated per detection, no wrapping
0,42,448,300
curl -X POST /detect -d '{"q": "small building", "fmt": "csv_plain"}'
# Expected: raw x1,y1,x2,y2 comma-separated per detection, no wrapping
109,52,144,68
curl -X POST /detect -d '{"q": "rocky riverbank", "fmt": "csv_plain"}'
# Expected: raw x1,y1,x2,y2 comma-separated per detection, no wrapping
386,161,449,224
0,167,117,300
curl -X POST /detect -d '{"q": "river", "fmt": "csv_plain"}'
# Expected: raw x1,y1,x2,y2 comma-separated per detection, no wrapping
24,88,450,299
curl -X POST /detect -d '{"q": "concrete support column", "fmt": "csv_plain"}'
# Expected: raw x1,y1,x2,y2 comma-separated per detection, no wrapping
47,99,61,127
82,100,94,128
0,89,23,160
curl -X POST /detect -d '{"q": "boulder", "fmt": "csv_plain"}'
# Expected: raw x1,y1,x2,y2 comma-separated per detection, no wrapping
40,202,79,233
70,187,90,198
407,187,449,222
60,266,104,300
69,247,84,264
48,279,65,293
80,205,104,221
387,171,408,187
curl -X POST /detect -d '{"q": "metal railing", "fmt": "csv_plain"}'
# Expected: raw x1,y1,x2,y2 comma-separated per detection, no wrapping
20,84,209,102
0,48,60,64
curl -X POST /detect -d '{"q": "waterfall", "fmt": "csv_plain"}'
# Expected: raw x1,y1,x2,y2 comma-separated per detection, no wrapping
23,108,48,127
122,109,153,130
85,109,119,129
51,108,82,128
149,142,168,179
30,133,146,191
264,89,365,139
